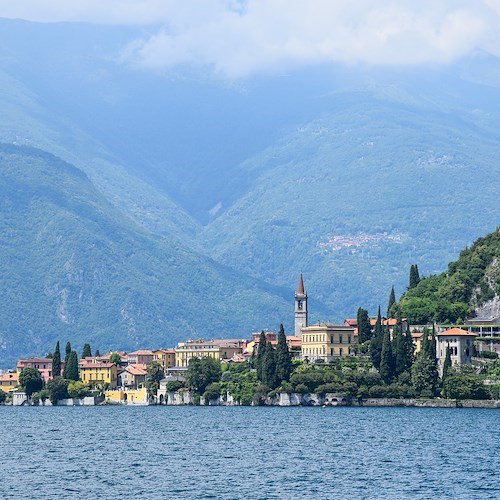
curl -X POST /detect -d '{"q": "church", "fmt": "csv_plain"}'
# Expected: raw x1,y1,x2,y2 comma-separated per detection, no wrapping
295,274,356,362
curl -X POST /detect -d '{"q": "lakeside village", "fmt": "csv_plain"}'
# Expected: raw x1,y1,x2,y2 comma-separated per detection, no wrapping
1,274,500,408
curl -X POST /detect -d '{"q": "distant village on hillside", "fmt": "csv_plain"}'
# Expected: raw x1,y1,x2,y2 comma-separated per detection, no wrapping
1,274,499,406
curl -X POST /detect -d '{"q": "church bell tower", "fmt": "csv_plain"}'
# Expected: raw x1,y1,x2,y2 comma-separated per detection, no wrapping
294,273,308,336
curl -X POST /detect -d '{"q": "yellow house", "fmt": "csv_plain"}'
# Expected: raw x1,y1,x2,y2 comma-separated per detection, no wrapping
175,340,242,367
301,323,356,362
153,349,176,371
79,358,118,389
0,371,19,393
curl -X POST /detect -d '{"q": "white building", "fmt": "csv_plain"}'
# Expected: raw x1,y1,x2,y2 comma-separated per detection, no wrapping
436,327,476,377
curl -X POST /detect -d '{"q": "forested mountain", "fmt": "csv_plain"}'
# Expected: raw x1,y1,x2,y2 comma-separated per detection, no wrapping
0,144,295,367
0,19,499,364
395,228,500,324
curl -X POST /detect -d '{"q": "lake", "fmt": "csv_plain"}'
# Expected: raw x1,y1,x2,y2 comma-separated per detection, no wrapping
0,406,498,499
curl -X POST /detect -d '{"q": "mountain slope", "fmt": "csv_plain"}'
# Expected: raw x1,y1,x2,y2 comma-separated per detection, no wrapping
0,144,296,368
395,227,500,323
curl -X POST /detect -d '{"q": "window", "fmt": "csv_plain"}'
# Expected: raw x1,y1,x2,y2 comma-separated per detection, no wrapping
339,335,343,344
348,336,351,344
339,348,343,356
330,335,334,344
297,300,302,310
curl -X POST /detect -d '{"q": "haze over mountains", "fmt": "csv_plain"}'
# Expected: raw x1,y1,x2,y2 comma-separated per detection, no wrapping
0,14,499,365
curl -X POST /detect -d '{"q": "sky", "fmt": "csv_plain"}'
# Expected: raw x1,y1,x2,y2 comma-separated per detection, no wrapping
1,0,500,78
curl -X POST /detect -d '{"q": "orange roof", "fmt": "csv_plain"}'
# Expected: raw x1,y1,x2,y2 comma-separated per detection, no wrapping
125,364,148,376
79,361,115,369
344,318,357,327
297,273,305,294
128,349,154,356
0,372,18,382
17,357,53,366
437,328,476,337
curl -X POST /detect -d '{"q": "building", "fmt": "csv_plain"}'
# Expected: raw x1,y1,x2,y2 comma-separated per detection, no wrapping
175,340,242,367
294,273,308,336
79,358,118,389
436,327,477,376
16,357,60,383
301,323,356,362
118,364,148,389
127,350,154,365
0,371,18,393
153,349,176,371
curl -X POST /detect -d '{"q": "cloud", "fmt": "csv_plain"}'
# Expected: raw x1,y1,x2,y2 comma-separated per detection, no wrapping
2,0,500,78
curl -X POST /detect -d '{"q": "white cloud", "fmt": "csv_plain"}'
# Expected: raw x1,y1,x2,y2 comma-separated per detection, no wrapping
1,0,500,78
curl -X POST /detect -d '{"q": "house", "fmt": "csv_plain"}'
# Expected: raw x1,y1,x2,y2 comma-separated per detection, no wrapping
118,364,148,389
0,371,19,393
301,323,356,362
175,340,242,367
152,349,176,371
127,349,154,365
16,357,60,383
79,358,118,389
436,327,477,376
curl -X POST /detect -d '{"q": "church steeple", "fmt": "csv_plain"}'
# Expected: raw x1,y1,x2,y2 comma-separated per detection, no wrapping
294,273,308,336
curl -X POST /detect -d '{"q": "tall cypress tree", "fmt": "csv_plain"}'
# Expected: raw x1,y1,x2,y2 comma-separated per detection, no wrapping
65,351,79,381
370,307,383,370
387,287,396,317
52,341,61,378
421,327,430,356
409,264,421,289
357,308,372,343
81,343,92,359
429,324,437,363
63,341,72,378
263,342,277,389
380,327,395,383
275,324,291,384
442,345,452,383
256,331,267,382
393,315,404,377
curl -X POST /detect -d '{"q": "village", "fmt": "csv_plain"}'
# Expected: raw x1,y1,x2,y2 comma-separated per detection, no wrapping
1,275,499,406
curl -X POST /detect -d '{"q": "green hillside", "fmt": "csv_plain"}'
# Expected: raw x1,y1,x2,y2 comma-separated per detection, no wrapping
395,228,500,324
0,144,295,368
201,96,500,318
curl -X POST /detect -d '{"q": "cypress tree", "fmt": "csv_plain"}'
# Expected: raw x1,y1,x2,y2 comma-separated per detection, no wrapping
256,331,267,382
356,308,372,343
429,324,437,363
63,342,71,378
421,327,430,356
52,341,61,377
442,345,452,383
370,307,383,370
393,315,404,377
275,324,291,384
408,264,421,289
95,349,101,357
387,287,396,317
380,327,395,383
81,343,92,359
263,341,277,389
65,351,79,381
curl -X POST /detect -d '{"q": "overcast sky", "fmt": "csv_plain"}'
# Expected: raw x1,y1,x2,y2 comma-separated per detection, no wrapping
1,0,500,78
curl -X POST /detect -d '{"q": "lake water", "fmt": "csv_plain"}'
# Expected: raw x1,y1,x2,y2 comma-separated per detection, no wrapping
0,406,498,499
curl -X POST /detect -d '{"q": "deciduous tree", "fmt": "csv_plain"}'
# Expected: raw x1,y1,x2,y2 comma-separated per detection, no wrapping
19,367,43,397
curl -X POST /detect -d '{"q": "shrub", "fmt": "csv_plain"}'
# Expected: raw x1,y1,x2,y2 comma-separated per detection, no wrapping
295,383,309,394
165,380,183,392
0,389,6,404
203,382,222,402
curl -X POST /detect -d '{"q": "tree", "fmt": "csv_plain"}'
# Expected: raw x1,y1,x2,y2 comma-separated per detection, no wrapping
442,345,452,383
357,308,372,344
146,361,164,395
370,307,383,370
263,342,277,389
411,351,437,396
81,343,92,359
387,287,396,317
64,351,79,381
186,357,221,394
64,341,72,369
275,324,291,384
380,327,395,383
0,389,6,404
46,376,69,405
19,367,43,397
52,340,61,377
394,315,413,377
95,349,101,357
429,324,437,363
255,331,267,382
442,366,489,400
67,381,90,399
109,352,121,365
409,264,420,289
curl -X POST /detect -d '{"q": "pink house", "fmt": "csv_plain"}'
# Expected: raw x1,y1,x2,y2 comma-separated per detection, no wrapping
16,357,64,383
127,350,154,365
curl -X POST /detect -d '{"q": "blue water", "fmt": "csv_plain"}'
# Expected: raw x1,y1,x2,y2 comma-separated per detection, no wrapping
0,406,498,499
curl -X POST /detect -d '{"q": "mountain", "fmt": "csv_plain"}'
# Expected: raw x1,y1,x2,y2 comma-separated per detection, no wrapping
0,19,499,354
395,227,500,324
0,143,296,368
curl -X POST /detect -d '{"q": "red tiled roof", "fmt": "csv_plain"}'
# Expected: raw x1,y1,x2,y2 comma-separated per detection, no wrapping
128,350,154,356
437,327,476,337
297,273,305,294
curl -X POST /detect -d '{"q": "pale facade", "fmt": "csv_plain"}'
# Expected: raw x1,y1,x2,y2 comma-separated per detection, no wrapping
175,341,242,367
301,323,356,362
436,327,476,377
294,273,308,336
